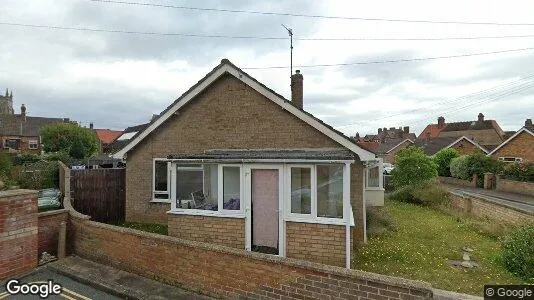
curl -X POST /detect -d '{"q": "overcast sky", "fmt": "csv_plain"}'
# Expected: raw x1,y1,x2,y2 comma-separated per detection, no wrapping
1,0,533,137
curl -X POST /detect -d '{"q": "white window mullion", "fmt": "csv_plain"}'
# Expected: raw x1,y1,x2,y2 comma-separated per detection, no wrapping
170,163,177,210
217,165,223,212
311,165,317,220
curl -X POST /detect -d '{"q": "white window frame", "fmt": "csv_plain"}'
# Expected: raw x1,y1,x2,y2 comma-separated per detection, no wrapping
286,165,315,219
151,158,170,203
28,139,39,150
284,164,347,225
499,157,523,163
169,163,245,218
365,165,381,189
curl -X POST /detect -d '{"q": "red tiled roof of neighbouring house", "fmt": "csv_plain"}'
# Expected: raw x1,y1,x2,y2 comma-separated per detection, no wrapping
418,124,446,139
94,129,123,144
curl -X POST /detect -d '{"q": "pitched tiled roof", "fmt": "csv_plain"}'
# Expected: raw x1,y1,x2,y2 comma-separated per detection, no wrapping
168,149,357,160
107,123,149,153
94,129,123,144
418,124,446,139
440,120,502,132
356,141,380,153
414,136,459,156
503,131,516,140
0,115,67,137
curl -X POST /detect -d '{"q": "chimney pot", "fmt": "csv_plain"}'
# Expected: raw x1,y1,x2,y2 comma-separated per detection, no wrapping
89,122,94,130
378,128,382,134
389,127,395,131
478,113,484,122
21,104,26,117
403,126,409,133
291,70,304,110
437,116,445,128
526,118,533,127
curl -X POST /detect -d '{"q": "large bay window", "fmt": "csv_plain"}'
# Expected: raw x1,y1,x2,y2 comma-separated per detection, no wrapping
288,164,345,220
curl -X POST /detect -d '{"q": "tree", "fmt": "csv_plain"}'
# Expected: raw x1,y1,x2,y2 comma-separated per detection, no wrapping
433,148,459,177
41,123,99,158
391,146,438,188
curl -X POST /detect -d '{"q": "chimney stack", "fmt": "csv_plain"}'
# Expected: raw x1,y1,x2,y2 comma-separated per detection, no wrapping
437,116,445,128
89,122,94,130
526,118,533,127
403,126,409,133
389,127,395,131
291,70,303,110
21,104,26,118
478,113,484,122
378,128,382,134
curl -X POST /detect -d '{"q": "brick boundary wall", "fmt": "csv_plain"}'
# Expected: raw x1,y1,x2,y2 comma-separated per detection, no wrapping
496,176,534,197
0,190,38,280
449,192,534,226
62,194,433,299
438,175,477,188
167,214,245,249
37,209,68,257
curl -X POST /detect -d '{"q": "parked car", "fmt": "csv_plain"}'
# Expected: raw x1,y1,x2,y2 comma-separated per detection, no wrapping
383,163,394,175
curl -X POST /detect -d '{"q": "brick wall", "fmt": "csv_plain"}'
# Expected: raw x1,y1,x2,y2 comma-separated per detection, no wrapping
496,177,534,197
168,214,245,249
0,190,38,279
384,140,413,164
491,131,534,162
125,74,350,224
286,222,350,267
450,192,534,226
37,209,68,257
438,176,476,188
450,139,480,155
68,211,433,299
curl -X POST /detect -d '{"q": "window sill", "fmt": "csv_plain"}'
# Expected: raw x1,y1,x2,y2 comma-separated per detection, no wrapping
150,199,171,204
365,187,385,191
167,209,245,218
285,216,353,226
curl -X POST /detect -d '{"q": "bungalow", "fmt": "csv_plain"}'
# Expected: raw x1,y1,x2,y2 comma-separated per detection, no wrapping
113,59,384,268
488,119,534,162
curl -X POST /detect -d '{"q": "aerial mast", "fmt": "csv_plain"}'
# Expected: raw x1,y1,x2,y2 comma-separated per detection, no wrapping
282,24,293,78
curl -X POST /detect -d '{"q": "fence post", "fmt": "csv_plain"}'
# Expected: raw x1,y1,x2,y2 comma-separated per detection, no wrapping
58,221,66,259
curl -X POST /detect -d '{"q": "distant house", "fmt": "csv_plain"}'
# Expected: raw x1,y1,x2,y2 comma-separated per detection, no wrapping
107,123,149,154
355,127,416,163
414,136,488,156
0,103,71,153
488,119,534,163
90,123,123,153
419,114,505,151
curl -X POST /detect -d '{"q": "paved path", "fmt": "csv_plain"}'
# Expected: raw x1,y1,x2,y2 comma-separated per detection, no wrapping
0,267,120,300
444,184,534,213
48,256,212,300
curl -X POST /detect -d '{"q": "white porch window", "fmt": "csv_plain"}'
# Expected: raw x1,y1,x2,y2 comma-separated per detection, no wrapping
365,166,380,188
289,167,312,215
152,159,169,202
176,164,218,210
316,165,343,219
222,166,241,210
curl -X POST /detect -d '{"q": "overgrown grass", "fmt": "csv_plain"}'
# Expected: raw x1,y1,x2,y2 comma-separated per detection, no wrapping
111,221,168,235
354,199,527,295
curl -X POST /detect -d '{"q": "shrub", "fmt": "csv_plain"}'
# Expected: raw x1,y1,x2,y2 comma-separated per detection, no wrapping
450,155,470,180
0,152,12,178
501,225,534,282
389,185,414,203
466,153,503,187
390,179,450,207
366,207,397,235
502,162,534,182
12,153,41,166
19,161,59,190
391,146,438,188
433,148,459,177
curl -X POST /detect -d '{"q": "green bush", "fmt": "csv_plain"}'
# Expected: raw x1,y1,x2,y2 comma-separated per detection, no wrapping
390,180,450,207
466,153,503,187
19,161,59,190
391,146,438,188
501,225,534,282
450,155,470,180
433,148,459,177
502,162,534,182
12,153,41,166
389,185,414,203
366,207,397,235
0,152,12,178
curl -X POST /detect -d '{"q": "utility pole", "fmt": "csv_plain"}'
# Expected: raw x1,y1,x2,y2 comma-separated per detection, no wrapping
282,24,293,78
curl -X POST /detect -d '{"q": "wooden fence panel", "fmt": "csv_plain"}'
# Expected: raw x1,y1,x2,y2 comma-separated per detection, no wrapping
70,168,125,223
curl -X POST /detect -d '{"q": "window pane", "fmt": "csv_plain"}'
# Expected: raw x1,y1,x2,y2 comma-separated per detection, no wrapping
367,166,379,187
154,161,168,192
316,165,343,218
154,193,168,199
177,164,218,211
290,167,311,214
223,167,240,210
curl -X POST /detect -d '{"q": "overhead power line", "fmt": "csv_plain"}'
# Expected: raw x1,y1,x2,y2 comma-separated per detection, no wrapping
336,75,534,128
5,22,534,41
243,47,534,69
88,0,534,26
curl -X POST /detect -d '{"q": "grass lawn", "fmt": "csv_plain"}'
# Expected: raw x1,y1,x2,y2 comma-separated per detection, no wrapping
353,199,527,296
111,221,168,235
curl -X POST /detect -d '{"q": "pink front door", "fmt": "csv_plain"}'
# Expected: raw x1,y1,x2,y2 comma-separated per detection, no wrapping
251,169,279,254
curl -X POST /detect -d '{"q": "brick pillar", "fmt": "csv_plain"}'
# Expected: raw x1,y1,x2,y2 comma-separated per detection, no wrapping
0,190,38,279
471,174,478,188
483,173,494,189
